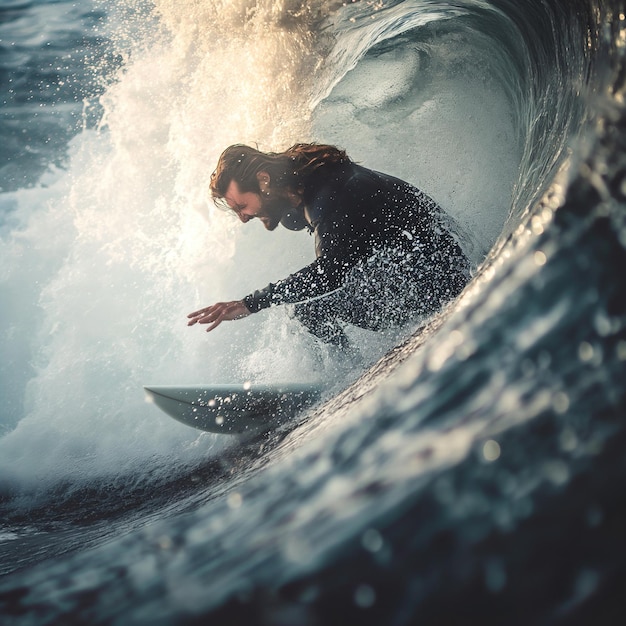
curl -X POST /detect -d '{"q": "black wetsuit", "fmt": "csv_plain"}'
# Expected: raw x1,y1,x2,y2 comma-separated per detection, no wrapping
243,162,469,346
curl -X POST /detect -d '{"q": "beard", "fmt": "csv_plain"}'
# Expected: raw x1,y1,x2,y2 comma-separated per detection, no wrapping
258,190,293,231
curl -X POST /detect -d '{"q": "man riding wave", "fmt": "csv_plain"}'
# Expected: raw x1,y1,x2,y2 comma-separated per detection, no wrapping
188,143,470,348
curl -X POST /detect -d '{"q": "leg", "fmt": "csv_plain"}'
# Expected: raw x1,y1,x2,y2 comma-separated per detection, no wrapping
292,294,350,348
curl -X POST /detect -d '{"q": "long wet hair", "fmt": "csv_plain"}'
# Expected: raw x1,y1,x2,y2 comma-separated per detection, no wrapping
209,143,351,209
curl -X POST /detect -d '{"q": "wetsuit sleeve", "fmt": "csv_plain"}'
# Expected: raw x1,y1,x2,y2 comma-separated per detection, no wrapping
242,254,353,313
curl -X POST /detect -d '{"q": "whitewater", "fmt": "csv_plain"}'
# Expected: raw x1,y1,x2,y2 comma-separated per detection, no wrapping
1,0,625,623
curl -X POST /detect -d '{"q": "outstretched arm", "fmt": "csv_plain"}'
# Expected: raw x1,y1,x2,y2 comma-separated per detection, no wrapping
187,300,251,332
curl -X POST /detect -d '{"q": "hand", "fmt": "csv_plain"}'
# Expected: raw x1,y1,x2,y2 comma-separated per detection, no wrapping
187,300,251,332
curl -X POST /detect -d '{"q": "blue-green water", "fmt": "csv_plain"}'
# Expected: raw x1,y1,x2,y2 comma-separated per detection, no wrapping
1,0,625,623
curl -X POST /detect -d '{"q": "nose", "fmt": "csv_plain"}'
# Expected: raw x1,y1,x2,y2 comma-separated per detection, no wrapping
238,212,253,223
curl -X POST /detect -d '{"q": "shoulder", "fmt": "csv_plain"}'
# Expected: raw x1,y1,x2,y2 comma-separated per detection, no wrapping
304,163,372,207
280,206,309,231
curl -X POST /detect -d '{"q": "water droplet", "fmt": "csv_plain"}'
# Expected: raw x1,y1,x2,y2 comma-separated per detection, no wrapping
354,584,376,608
593,313,612,336
543,460,569,486
483,440,501,462
361,528,383,553
553,391,570,414
534,250,547,266
157,536,173,550
215,415,224,425
449,329,464,346
531,216,544,235
578,341,594,362
227,492,242,509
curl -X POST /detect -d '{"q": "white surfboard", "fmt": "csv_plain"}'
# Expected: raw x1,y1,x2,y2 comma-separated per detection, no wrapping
144,383,324,434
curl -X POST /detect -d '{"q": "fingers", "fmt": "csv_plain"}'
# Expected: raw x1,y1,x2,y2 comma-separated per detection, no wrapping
187,305,222,329
187,307,208,319
187,301,250,332
202,309,225,332
187,306,214,326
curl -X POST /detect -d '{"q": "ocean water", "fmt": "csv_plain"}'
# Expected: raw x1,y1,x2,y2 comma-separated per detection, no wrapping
0,0,625,623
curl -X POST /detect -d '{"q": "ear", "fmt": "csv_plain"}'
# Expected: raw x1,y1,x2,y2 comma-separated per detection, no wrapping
256,171,270,192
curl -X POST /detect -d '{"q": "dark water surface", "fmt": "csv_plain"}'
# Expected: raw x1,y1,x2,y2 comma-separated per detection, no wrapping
1,0,625,624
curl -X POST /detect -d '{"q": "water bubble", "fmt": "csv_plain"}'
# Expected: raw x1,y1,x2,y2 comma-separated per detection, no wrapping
531,216,544,235
593,312,612,336
354,584,376,608
361,528,384,553
227,492,242,509
157,535,173,550
215,415,224,425
482,440,501,462
534,250,547,266
543,460,569,486
578,341,594,362
449,329,464,346
552,391,570,414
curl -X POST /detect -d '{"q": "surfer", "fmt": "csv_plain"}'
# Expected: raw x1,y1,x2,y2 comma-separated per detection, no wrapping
187,143,470,348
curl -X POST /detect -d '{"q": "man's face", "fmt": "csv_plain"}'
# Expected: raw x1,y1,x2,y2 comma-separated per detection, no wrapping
224,179,288,231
